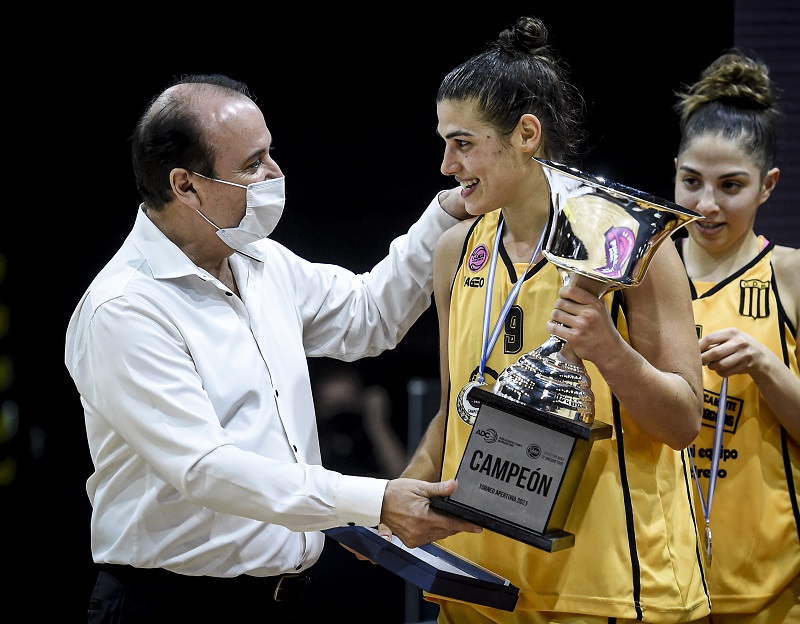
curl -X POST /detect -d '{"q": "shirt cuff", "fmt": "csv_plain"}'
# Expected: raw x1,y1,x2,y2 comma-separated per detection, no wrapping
334,475,389,527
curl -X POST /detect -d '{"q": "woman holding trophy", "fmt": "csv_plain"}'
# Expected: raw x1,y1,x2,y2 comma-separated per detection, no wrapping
673,49,800,622
400,15,711,623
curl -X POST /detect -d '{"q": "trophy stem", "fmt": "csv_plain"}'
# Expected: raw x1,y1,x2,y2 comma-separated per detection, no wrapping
536,334,566,358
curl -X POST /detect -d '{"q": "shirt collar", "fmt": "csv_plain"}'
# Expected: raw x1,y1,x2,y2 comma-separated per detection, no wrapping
132,205,210,282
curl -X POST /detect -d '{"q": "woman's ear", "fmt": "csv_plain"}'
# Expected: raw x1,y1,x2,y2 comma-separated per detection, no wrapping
518,114,543,154
759,167,780,205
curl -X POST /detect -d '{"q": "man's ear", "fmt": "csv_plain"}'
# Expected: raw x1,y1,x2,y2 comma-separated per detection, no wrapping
170,168,200,208
518,113,543,155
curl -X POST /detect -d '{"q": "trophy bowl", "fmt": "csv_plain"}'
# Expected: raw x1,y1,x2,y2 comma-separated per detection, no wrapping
493,158,702,423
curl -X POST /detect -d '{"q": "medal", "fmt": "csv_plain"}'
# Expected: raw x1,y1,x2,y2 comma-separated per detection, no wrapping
457,381,482,425
704,522,712,567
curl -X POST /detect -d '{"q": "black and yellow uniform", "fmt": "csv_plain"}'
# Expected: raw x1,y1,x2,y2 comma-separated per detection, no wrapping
682,237,800,615
431,210,711,623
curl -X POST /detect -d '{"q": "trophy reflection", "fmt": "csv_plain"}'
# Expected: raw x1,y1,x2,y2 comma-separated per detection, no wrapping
493,158,703,424
430,159,702,552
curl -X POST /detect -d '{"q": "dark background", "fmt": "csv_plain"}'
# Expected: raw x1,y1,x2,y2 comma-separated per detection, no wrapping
3,3,797,621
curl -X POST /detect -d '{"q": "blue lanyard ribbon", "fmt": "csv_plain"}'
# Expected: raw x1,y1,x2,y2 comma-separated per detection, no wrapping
689,376,727,564
477,215,544,383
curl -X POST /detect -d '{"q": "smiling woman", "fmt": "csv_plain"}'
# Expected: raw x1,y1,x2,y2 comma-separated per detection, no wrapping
401,14,711,623
672,48,800,622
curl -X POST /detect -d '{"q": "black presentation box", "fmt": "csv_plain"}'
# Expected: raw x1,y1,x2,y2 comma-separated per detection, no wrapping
323,525,519,612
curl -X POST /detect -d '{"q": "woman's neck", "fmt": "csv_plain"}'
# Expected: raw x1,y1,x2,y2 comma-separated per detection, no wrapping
684,231,762,283
500,180,551,264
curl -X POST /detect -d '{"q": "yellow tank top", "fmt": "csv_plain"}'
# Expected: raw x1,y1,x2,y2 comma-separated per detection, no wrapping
684,237,800,613
432,211,711,622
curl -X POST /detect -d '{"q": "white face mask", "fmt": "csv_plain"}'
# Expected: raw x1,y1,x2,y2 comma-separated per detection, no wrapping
193,173,286,261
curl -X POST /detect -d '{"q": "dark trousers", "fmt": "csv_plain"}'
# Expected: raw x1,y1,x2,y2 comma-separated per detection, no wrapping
87,563,311,623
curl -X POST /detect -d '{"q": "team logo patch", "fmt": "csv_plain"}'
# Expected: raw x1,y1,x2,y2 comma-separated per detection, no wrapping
739,279,770,319
468,244,489,272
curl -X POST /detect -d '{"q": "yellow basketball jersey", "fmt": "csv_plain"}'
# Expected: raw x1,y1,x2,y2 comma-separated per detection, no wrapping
431,211,711,623
685,237,800,614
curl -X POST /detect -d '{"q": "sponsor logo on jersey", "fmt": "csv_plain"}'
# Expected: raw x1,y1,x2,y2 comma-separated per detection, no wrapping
463,276,485,288
701,387,742,435
468,244,489,272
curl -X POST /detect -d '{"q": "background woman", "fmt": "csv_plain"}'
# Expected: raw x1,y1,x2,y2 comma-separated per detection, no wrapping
674,48,800,623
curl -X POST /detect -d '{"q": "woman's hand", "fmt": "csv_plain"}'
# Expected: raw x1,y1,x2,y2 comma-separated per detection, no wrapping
546,283,623,364
700,327,766,378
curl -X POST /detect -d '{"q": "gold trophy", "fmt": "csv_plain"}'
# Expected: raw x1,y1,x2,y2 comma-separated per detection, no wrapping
431,159,702,551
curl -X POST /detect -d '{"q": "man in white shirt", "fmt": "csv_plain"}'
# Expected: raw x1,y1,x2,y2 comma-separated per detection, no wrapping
65,73,481,623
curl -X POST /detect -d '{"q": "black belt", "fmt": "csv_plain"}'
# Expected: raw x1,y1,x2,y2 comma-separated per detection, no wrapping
98,563,310,604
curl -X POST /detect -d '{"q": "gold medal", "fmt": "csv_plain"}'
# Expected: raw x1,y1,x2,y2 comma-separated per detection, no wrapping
704,523,712,567
456,381,482,425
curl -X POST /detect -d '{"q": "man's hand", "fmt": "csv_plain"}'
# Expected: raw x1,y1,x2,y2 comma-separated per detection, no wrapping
438,188,469,220
379,478,482,549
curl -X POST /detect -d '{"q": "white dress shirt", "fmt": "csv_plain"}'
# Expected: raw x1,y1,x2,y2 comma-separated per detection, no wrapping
64,193,458,578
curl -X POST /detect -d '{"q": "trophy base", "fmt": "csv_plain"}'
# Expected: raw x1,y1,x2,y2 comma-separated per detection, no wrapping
431,385,612,553
430,496,575,552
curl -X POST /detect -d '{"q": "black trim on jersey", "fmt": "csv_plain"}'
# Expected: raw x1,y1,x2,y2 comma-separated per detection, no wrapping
608,292,644,620
773,263,798,345
440,379,452,481
781,428,800,545
497,203,554,284
678,238,776,300
682,446,713,608
773,269,800,544
498,239,549,284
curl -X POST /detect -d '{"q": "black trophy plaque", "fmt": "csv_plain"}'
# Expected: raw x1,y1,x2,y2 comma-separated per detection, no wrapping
430,385,612,552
